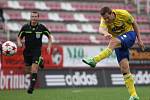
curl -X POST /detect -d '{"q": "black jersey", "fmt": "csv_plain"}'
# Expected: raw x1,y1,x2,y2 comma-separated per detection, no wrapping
18,23,51,49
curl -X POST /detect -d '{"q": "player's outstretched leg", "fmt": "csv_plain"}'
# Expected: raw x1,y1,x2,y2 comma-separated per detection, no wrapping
82,48,112,68
82,57,96,68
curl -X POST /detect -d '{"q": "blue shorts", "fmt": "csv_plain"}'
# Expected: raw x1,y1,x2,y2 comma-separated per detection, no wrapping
115,31,136,62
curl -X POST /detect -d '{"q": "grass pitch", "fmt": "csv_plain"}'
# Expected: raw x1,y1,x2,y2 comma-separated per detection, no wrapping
0,86,150,100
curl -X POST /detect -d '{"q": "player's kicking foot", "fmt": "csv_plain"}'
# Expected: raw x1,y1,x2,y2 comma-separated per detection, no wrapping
129,96,140,100
82,57,96,68
27,87,34,94
39,57,44,69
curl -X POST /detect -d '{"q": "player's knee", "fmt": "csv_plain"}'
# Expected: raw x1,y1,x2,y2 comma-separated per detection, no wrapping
31,64,38,73
108,38,121,49
119,59,130,73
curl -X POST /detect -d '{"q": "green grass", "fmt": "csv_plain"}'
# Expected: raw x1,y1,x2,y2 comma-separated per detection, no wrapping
0,86,150,100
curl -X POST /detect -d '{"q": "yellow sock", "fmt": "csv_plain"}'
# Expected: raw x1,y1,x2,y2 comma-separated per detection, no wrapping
93,48,112,63
124,73,137,96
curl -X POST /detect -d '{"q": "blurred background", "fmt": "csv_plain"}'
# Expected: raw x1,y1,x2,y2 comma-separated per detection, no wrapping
0,0,150,100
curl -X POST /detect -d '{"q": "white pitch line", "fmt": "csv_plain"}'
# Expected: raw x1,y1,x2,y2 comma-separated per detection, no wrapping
72,90,82,93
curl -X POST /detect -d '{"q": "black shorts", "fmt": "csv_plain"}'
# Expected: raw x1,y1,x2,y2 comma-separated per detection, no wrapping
23,48,41,66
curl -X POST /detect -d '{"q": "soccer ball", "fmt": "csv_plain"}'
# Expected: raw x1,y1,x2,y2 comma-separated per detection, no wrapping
2,41,17,56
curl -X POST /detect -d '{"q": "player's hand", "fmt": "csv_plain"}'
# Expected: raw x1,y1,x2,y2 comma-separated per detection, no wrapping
104,34,112,39
17,42,23,47
47,47,51,54
137,39,145,51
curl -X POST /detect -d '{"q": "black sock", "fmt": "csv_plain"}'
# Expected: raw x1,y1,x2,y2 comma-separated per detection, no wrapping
30,73,37,89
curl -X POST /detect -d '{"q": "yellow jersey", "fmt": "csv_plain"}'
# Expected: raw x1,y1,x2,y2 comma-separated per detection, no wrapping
100,9,134,37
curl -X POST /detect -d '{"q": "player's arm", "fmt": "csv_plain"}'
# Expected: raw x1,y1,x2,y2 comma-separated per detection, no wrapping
17,26,25,47
47,34,52,53
99,27,111,35
125,11,144,50
132,20,144,50
99,18,112,39
132,21,141,41
17,36,22,47
42,25,52,54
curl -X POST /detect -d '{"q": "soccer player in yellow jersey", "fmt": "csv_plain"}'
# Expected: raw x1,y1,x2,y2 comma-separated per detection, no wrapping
82,7,144,100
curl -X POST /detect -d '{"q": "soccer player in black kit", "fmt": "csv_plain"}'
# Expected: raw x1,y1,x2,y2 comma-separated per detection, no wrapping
17,11,52,94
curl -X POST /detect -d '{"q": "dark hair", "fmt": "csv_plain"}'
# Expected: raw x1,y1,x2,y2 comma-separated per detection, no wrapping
100,7,112,16
31,11,39,17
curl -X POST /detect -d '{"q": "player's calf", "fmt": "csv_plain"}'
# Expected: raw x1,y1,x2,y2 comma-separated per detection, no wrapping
27,73,37,94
